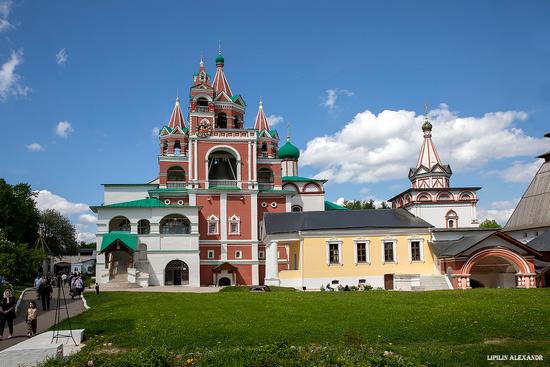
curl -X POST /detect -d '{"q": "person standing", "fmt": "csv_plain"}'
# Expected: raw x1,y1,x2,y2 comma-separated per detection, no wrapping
26,301,38,337
61,273,67,287
39,279,53,311
95,282,100,295
0,289,17,340
34,275,42,300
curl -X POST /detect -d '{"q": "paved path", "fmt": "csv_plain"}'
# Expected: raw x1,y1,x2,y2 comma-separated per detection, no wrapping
0,285,86,351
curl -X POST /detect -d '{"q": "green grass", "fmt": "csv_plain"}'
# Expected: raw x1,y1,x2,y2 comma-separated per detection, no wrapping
60,289,550,366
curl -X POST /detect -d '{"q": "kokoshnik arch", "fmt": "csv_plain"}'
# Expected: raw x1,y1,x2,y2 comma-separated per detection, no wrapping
91,52,550,290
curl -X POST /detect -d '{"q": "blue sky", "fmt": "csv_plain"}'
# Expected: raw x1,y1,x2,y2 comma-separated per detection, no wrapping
1,1,549,241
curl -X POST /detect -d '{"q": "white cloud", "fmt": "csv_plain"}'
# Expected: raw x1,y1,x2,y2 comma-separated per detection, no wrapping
487,160,542,183
0,0,13,32
55,48,67,65
267,114,283,127
0,49,30,100
76,231,96,243
477,198,520,226
302,104,547,184
35,190,90,215
26,143,44,152
79,213,97,224
321,88,354,111
55,121,73,138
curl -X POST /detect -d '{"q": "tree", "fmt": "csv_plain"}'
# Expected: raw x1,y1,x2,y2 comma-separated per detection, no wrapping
343,200,376,210
0,179,39,245
479,219,502,229
378,201,390,209
39,209,78,256
0,230,45,283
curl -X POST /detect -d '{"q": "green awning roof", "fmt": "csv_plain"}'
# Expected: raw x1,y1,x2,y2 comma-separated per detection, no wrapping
283,176,327,183
324,200,349,210
103,198,172,208
100,232,138,253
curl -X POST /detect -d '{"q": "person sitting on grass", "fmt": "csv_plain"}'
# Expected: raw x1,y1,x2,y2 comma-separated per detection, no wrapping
26,301,38,337
0,289,17,340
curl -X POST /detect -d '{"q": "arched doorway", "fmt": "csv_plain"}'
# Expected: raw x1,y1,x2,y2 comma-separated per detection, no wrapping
208,150,238,187
469,256,518,288
164,260,189,285
460,248,534,289
109,250,130,279
218,277,231,286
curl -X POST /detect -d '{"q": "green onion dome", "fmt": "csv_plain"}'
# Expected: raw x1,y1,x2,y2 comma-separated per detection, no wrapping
422,119,432,131
215,53,224,64
278,139,300,160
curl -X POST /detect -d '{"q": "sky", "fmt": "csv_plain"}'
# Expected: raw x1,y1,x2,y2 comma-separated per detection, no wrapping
1,1,549,242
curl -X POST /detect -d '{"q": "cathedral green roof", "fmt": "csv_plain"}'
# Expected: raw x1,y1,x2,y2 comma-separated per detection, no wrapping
216,54,224,64
324,201,349,210
282,176,327,183
278,140,300,159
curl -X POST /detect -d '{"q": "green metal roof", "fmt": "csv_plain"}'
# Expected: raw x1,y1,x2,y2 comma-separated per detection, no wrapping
278,139,300,159
101,198,172,208
100,232,138,253
282,176,327,183
148,188,188,194
324,201,349,210
216,53,224,64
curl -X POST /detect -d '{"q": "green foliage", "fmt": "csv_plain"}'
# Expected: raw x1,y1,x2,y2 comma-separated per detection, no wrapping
479,219,502,229
342,200,391,210
57,289,550,366
42,343,418,367
0,231,45,283
39,209,78,255
0,179,39,245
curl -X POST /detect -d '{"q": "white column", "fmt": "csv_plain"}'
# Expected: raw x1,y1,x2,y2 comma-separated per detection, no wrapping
188,139,193,181
247,142,252,189
221,193,227,261
194,139,198,182
265,240,280,286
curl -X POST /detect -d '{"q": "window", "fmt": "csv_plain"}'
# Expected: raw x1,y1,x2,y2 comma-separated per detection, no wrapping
207,215,219,235
137,219,150,235
235,250,242,259
291,205,303,212
410,241,422,262
234,115,241,129
109,216,131,232
258,250,265,259
445,210,459,229
448,220,454,228
331,280,339,285
216,113,227,129
383,241,395,263
207,250,215,259
355,241,369,264
159,215,191,234
328,242,340,264
229,215,240,235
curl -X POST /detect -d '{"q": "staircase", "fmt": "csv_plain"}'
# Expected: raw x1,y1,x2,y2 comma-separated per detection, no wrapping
101,273,141,290
411,275,452,291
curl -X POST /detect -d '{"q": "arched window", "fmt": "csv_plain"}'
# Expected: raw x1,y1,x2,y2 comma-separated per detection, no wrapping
208,151,237,187
437,192,453,201
137,219,150,235
261,143,268,157
109,216,130,232
258,168,274,183
160,215,191,234
282,183,299,192
199,72,206,82
459,192,473,201
207,215,219,235
162,141,168,156
216,113,227,129
166,166,185,187
229,215,240,235
303,183,321,193
445,210,459,229
197,97,208,106
234,115,241,129
174,141,181,156
416,193,431,202
291,205,303,212
164,260,189,285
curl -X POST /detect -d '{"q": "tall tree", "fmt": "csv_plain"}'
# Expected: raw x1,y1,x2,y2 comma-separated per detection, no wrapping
39,209,78,256
0,179,39,245
0,230,45,283
342,199,376,210
479,219,502,229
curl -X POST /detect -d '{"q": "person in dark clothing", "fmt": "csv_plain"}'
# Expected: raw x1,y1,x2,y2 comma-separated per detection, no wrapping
0,289,17,340
95,282,100,295
39,279,53,311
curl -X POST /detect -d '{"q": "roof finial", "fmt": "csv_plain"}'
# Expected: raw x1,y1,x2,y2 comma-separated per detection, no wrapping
259,96,263,108
176,89,179,102
218,40,222,55
424,102,429,121
422,102,432,132
200,53,204,66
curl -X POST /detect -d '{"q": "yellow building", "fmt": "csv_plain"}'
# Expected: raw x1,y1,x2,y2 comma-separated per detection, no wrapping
263,209,451,290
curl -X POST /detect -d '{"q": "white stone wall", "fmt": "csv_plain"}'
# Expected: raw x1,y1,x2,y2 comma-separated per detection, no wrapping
103,185,156,205
407,203,477,228
291,194,325,212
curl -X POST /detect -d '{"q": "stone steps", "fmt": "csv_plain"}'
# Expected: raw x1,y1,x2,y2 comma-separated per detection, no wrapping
412,276,451,291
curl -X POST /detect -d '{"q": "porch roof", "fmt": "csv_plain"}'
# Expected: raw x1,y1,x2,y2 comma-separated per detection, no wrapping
527,230,550,252
100,231,138,253
212,262,238,272
430,231,542,258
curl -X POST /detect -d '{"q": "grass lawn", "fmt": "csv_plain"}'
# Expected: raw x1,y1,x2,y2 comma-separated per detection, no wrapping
60,288,550,366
